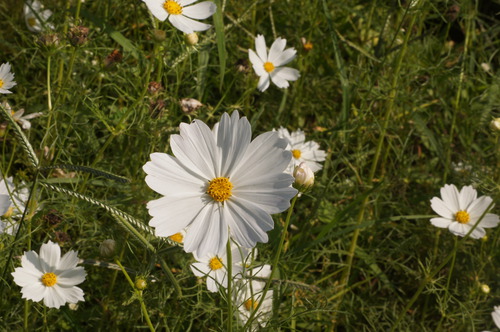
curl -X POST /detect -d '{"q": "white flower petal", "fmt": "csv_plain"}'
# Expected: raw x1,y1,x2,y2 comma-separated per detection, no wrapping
20,282,46,302
12,267,42,287
267,37,287,64
57,267,86,286
58,285,85,304
143,0,168,21
249,50,266,76
477,213,500,228
217,112,252,176
430,217,451,228
58,250,79,270
182,1,216,19
255,35,268,63
257,74,270,92
169,14,211,33
183,203,226,255
44,285,68,309
179,0,199,5
39,241,61,273
492,307,500,328
191,262,210,277
273,48,297,67
272,67,300,82
270,71,291,89
448,222,469,237
468,196,493,219
430,197,454,219
458,185,477,210
0,195,10,216
440,184,460,212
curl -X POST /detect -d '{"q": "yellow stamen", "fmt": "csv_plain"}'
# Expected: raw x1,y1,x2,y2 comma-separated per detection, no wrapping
163,1,183,15
207,177,233,202
209,256,223,270
41,272,57,287
169,232,184,243
2,206,14,218
27,17,37,27
455,210,470,224
0,79,4,88
244,299,259,311
303,42,313,51
263,62,275,73
292,149,301,159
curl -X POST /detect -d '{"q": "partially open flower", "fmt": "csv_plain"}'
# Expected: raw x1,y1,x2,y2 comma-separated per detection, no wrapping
293,162,314,192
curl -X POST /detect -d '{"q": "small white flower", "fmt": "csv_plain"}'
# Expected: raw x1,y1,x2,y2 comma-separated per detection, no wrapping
142,0,217,34
248,34,300,92
491,306,500,329
234,264,273,330
293,162,314,192
143,111,297,257
276,127,326,173
11,241,86,309
0,62,16,94
0,176,30,234
430,184,500,239
2,101,43,130
24,0,54,33
190,243,248,292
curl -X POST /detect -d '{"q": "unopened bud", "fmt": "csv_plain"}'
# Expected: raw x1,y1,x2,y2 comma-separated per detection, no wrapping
293,162,314,192
153,29,166,42
490,118,500,132
68,303,79,310
185,32,199,45
135,278,147,290
481,284,491,294
99,239,116,257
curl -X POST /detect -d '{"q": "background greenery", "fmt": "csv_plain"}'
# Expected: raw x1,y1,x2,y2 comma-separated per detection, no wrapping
1,0,500,330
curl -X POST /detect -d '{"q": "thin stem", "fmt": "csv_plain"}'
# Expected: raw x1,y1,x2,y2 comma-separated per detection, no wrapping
243,194,298,330
47,55,52,112
226,239,233,332
115,259,155,332
435,237,458,331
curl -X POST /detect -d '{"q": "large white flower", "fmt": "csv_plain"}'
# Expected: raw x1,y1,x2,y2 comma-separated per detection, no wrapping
24,0,54,33
234,264,273,330
190,243,248,292
276,127,326,173
11,241,86,309
142,0,216,34
248,35,300,92
0,62,16,94
143,111,297,256
430,184,499,239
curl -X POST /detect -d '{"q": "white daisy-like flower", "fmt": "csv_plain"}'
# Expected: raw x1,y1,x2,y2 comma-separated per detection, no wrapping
0,62,16,94
248,34,300,92
2,101,43,130
430,184,500,239
276,127,326,174
0,176,30,235
143,111,297,257
24,0,54,33
190,243,248,292
142,0,217,34
11,241,86,309
234,264,273,330
492,306,500,328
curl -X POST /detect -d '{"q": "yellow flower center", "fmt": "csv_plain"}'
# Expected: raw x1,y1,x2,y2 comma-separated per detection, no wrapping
303,42,313,51
207,177,233,202
27,17,37,27
244,299,259,311
292,149,302,159
455,210,470,224
41,272,57,287
209,256,223,270
163,1,183,15
263,62,275,73
2,206,14,218
0,79,4,88
169,232,184,243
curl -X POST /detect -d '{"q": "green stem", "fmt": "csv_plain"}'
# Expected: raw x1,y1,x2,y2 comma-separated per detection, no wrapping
226,239,233,332
243,194,298,330
435,237,458,330
115,259,155,332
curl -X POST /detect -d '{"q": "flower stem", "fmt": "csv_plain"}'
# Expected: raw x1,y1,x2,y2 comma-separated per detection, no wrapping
242,194,298,330
226,238,233,332
115,259,155,332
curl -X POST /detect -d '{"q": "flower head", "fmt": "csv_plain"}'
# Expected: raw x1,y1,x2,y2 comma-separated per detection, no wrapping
248,35,300,92
430,184,499,239
2,101,43,130
143,111,297,256
276,127,326,173
24,0,54,33
0,176,30,235
0,63,16,94
190,243,248,292
142,0,217,34
11,241,86,309
293,162,314,192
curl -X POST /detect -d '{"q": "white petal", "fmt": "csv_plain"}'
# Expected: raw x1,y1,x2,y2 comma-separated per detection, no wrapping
458,185,477,210
492,307,500,328
143,0,168,21
44,285,68,308
57,267,86,286
0,195,11,216
430,217,451,228
440,184,460,212
19,119,31,130
206,276,218,292
257,74,270,92
270,71,291,89
430,197,454,219
182,1,217,19
477,213,500,228
170,120,219,180
255,35,268,63
249,50,266,76
58,250,79,270
267,37,287,64
169,14,211,33
12,267,42,287
20,282,46,302
191,262,210,277
272,67,299,82
179,0,199,5
467,195,493,219
273,48,297,67
217,112,252,176
39,241,61,273
61,286,85,304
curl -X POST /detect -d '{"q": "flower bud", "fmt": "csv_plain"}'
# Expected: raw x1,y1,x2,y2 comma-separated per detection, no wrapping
135,278,147,290
490,118,500,132
293,162,314,192
180,98,203,114
99,239,116,257
481,284,491,294
152,29,166,42
185,32,199,45
68,26,89,46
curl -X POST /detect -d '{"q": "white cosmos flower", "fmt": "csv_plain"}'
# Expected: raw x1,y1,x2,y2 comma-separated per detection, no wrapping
276,127,326,173
24,0,54,33
0,176,30,235
0,62,16,94
492,306,500,328
430,184,500,239
190,243,248,292
143,111,297,257
2,101,43,130
142,0,217,34
234,264,273,330
11,241,86,309
248,34,300,92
